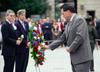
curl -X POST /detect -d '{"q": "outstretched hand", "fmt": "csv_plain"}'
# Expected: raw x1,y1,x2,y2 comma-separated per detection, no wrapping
41,45,49,50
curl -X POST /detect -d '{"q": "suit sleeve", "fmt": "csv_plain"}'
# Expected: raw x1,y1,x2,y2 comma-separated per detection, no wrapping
70,19,86,52
15,23,27,47
49,32,66,50
1,24,16,46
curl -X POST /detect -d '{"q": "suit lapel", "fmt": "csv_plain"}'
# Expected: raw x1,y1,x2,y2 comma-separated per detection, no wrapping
18,20,27,33
68,14,77,33
5,21,16,36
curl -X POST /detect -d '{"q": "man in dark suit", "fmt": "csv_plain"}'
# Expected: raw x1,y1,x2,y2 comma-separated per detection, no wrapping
15,9,30,72
1,10,21,72
42,17,52,45
41,4,92,72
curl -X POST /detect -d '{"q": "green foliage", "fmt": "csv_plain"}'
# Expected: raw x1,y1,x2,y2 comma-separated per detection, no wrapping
0,0,49,17
28,22,45,67
55,6,61,19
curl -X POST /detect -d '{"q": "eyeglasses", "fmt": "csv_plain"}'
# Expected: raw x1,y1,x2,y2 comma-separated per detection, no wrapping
9,15,15,17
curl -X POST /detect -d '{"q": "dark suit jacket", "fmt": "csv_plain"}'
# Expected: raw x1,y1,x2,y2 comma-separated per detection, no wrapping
1,21,17,56
92,22,100,35
15,20,29,53
42,22,52,35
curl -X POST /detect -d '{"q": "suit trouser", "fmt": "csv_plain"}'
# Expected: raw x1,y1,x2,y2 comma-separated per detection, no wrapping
71,60,91,72
3,56,15,72
44,34,52,45
90,43,95,71
15,50,29,72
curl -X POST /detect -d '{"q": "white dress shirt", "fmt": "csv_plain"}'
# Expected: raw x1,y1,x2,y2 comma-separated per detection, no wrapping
19,19,26,30
6,19,17,30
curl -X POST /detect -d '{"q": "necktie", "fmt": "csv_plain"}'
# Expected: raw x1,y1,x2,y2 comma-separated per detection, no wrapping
22,22,26,30
11,24,14,30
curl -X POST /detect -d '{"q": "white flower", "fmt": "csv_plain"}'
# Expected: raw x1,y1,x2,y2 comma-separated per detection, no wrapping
34,27,37,30
21,34,24,38
20,34,24,40
34,36,37,39
38,37,40,39
42,36,44,39
41,42,45,46
38,46,41,51
36,54,40,57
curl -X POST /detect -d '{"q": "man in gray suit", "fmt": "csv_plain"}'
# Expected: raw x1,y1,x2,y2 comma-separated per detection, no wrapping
41,4,93,72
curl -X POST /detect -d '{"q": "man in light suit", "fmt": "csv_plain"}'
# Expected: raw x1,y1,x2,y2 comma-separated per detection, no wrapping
15,9,30,72
1,10,21,72
41,4,92,72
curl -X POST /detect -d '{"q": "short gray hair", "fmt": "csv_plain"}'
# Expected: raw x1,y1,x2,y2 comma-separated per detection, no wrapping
6,9,14,15
17,9,26,17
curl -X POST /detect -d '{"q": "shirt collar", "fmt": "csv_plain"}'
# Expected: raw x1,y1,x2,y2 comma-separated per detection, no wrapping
70,14,76,22
6,19,11,24
19,19,24,24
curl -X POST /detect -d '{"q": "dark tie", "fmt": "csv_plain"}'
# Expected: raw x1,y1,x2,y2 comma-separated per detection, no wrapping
11,24,14,30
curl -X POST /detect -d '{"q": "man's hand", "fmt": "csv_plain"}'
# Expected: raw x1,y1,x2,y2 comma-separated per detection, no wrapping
66,47,71,53
16,40,21,45
41,45,49,50
26,42,31,48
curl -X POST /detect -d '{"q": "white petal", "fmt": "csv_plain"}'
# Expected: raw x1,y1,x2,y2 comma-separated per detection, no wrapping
34,36,37,39
34,27,37,30
38,46,41,51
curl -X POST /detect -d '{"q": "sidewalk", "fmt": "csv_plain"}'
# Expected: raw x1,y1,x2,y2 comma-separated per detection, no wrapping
0,46,100,72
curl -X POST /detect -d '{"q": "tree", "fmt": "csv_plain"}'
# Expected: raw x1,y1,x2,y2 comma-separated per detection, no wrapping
0,0,49,17
55,6,61,19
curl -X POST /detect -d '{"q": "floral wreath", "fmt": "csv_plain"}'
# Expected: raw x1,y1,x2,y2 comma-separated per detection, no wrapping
29,22,45,67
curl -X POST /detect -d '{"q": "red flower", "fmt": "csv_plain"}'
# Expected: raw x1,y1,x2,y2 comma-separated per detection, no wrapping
36,45,38,48
33,45,35,47
38,52,42,55
36,24,38,25
37,35,39,37
37,60,39,63
34,39,37,41
40,63,43,65
37,42,39,45
42,40,44,41
41,33,43,36
33,31,37,33
38,31,40,34
34,48,38,52
42,57,44,59
37,27,39,28
39,57,42,60
40,27,42,29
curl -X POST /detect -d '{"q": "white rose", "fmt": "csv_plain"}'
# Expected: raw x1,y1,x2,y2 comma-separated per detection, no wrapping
34,27,37,30
38,37,40,39
38,46,41,51
42,36,44,39
36,54,40,57
21,34,24,38
34,36,37,39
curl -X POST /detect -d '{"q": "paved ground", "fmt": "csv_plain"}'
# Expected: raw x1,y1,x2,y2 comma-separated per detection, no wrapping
0,46,100,72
